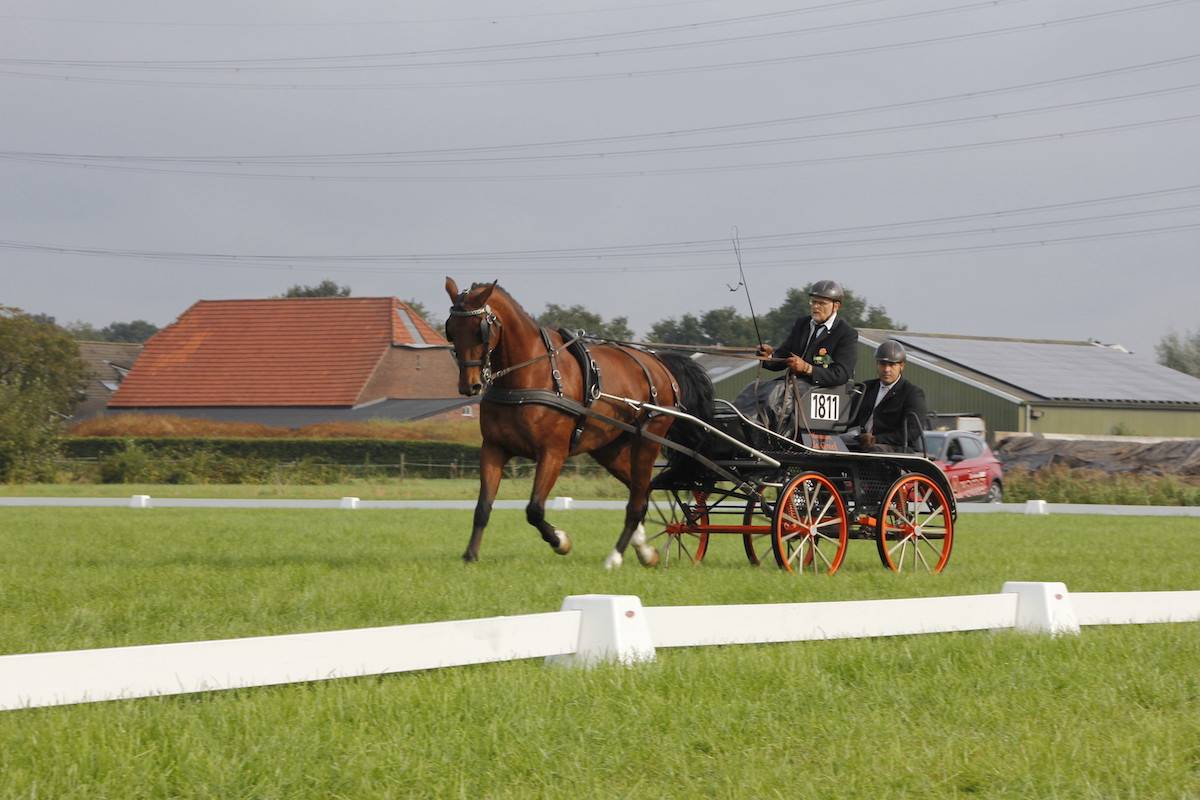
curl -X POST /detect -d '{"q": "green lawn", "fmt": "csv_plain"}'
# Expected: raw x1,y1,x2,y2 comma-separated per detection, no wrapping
1,508,1198,798
0,476,629,500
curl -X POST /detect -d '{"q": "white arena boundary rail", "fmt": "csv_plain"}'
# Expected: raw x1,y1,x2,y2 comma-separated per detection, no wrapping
1,583,1198,712
1,495,1198,516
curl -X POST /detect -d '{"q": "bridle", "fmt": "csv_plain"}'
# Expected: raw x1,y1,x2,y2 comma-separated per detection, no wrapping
447,294,502,386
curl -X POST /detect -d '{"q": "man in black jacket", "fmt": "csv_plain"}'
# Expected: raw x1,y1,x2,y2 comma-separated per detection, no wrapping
845,340,927,453
735,280,858,432
756,280,858,387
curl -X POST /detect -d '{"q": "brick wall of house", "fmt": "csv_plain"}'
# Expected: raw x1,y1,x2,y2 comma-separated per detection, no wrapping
357,347,460,403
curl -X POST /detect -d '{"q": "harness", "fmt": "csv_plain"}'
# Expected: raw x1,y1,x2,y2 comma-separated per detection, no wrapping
447,294,678,448
445,294,741,479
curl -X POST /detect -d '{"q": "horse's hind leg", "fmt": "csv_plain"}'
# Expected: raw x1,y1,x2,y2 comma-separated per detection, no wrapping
592,437,658,569
464,443,509,563
527,449,572,556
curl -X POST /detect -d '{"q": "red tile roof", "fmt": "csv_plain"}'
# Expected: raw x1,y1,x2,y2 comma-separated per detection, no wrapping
110,297,448,407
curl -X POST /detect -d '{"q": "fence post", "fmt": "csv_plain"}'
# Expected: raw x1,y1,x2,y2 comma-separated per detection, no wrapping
546,595,655,668
1001,581,1080,636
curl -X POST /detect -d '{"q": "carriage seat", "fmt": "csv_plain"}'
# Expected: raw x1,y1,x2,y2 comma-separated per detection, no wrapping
795,381,865,435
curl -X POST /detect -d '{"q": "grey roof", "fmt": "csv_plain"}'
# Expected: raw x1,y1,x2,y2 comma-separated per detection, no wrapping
888,334,1200,405
691,352,759,383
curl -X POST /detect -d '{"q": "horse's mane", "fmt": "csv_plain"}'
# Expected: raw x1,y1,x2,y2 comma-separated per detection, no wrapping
470,282,536,324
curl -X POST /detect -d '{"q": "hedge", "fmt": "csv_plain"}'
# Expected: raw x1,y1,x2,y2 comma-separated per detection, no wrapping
63,437,479,465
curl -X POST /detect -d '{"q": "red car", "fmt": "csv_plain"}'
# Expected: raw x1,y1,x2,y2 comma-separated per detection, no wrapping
922,431,1004,503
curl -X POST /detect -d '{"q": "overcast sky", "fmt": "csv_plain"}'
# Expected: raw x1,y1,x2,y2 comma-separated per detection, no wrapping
3,0,1198,364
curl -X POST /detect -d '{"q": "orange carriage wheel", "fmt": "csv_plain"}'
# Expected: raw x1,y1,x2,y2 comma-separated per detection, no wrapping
742,485,777,566
875,473,954,573
644,490,710,567
770,472,849,575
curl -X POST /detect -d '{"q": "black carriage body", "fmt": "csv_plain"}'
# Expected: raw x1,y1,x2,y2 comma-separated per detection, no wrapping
646,389,957,574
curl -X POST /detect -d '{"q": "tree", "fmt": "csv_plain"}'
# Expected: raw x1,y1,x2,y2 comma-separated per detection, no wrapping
649,307,757,346
281,280,351,298
537,303,633,340
648,284,905,347
101,320,159,343
761,284,906,344
62,319,158,343
1156,328,1200,378
0,307,88,480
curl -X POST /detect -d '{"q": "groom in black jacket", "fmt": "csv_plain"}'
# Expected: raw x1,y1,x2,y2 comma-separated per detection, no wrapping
845,340,927,452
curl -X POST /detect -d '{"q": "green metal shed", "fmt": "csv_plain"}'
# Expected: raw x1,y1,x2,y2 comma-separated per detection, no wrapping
698,330,1200,441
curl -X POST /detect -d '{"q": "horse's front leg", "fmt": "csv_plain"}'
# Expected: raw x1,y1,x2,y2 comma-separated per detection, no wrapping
464,443,510,563
605,437,661,570
527,448,572,556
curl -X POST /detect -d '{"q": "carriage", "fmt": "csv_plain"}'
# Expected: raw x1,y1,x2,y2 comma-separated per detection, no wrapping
443,278,955,574
640,380,957,575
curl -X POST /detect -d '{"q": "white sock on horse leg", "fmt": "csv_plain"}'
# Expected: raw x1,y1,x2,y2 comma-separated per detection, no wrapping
604,550,623,570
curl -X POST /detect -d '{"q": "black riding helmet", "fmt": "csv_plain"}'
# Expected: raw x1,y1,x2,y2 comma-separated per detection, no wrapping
808,280,845,302
875,340,906,364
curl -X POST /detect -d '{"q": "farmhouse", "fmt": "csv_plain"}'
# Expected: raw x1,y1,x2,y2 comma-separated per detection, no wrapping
701,330,1200,440
73,340,143,421
107,297,472,426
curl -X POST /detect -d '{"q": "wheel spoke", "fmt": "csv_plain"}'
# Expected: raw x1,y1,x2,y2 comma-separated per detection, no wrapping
678,537,694,561
918,535,944,566
788,537,809,568
916,503,945,531
913,540,932,572
812,542,833,570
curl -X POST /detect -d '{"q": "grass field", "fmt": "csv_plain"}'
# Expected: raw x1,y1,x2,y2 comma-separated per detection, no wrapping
1,507,1198,798
0,477,630,500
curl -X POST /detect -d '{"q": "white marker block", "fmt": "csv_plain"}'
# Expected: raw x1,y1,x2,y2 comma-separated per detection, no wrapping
548,496,574,511
546,595,655,667
1023,499,1049,515
339,496,360,510
1001,581,1080,636
129,495,151,509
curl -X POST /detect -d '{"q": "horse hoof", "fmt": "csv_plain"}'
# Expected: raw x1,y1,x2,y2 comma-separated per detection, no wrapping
604,550,623,570
552,530,572,555
635,547,660,568
462,552,479,564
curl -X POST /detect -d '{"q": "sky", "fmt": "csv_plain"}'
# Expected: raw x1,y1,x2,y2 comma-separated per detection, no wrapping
2,0,1199,364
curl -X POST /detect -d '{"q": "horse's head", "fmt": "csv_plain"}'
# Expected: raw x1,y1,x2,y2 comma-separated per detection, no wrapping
444,277,502,396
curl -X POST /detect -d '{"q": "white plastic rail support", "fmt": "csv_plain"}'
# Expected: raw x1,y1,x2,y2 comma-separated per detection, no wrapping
1024,499,1049,515
1001,581,1080,636
339,496,360,510
129,495,151,509
546,595,656,668
548,496,573,511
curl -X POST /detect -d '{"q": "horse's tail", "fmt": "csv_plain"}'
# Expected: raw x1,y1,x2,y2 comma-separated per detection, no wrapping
657,351,714,456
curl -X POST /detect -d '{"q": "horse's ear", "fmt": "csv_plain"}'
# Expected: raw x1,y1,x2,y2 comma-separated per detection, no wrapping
444,277,460,301
474,280,498,306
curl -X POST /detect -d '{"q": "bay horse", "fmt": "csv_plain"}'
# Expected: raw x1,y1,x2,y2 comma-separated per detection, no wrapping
443,278,713,568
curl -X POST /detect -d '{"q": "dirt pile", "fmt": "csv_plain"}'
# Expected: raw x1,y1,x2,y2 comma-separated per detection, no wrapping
995,437,1200,477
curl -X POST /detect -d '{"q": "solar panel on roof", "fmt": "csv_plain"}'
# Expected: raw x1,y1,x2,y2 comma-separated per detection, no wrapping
896,336,1200,403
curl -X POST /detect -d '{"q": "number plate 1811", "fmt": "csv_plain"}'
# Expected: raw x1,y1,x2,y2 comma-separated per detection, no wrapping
809,392,840,422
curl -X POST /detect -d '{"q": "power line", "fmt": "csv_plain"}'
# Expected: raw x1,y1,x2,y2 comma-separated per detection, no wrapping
5,53,1195,162
0,0,740,28
9,81,1196,171
2,193,1197,269
1,0,1192,89
4,220,1197,275
0,0,910,68
9,111,1197,182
